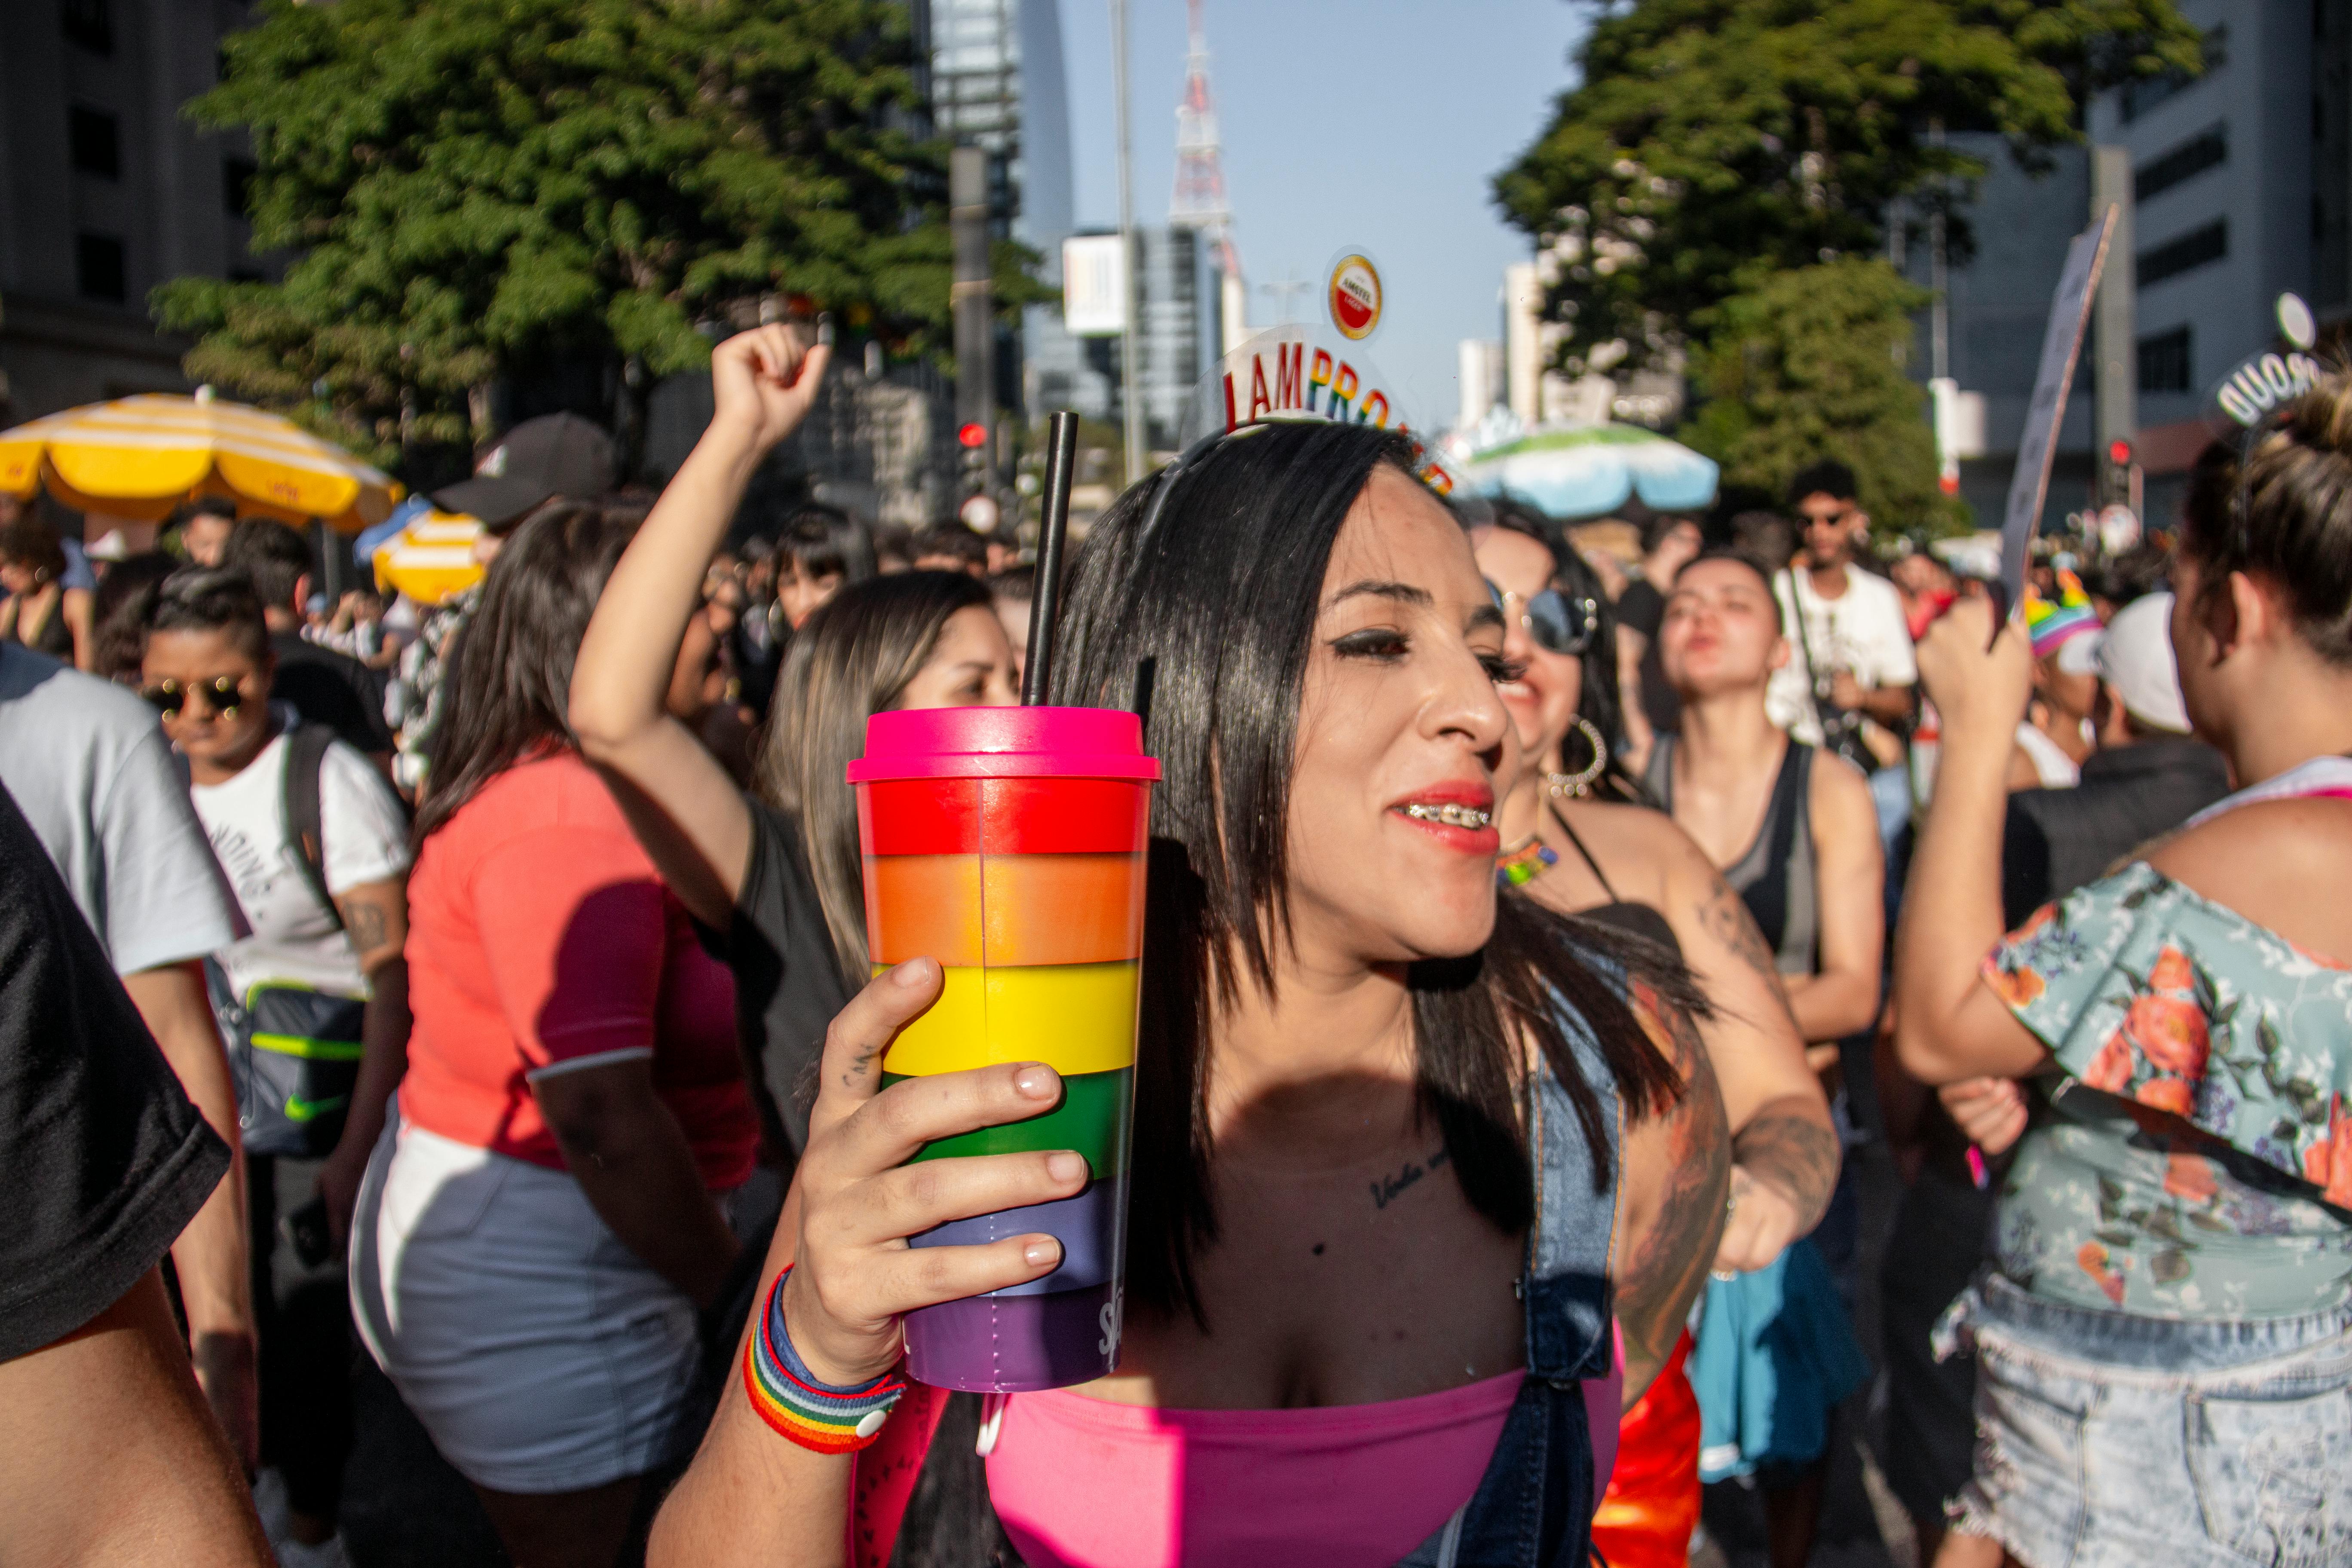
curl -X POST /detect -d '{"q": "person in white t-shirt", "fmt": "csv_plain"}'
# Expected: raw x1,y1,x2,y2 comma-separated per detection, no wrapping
1766,462,1918,846
1765,462,1918,747
0,639,258,1470
141,568,412,1565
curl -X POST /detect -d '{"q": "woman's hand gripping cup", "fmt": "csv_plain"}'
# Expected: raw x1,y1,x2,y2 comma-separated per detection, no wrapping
778,956,1087,1388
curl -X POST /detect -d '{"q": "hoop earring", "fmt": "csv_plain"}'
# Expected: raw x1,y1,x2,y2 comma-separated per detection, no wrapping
1545,717,1608,799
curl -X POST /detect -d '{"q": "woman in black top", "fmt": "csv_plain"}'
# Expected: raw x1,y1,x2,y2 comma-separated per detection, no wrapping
0,516,92,667
1649,552,1883,1059
570,327,1018,1167
1475,513,1833,1283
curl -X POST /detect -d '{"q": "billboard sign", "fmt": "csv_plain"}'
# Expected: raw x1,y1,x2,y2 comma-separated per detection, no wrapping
1062,234,1128,338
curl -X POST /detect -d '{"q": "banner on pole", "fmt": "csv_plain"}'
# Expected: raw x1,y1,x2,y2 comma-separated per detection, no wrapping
1999,207,2116,606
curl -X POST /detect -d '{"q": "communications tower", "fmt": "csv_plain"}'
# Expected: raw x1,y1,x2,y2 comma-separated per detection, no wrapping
1169,0,1240,281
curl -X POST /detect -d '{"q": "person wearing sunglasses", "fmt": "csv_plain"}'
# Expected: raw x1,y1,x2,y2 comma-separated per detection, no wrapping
1475,509,1833,1568
0,606,255,1479
140,568,414,1567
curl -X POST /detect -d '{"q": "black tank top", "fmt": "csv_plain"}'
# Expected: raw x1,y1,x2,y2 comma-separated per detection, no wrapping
1547,803,1683,958
5,590,74,662
1643,735,1819,974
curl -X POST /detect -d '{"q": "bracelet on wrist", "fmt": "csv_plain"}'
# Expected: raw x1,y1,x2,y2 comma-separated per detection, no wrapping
742,1264,906,1454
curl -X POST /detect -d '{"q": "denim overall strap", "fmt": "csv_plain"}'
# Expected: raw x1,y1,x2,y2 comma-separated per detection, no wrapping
1398,1005,1622,1568
1522,1017,1621,1382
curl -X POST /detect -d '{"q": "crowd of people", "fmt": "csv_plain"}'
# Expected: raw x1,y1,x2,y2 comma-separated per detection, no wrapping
2,321,2349,1568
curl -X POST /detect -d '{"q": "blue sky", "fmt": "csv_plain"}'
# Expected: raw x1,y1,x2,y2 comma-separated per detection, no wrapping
1056,0,1590,429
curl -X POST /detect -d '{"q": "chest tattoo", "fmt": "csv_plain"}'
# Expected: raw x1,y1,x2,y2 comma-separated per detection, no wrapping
1369,1145,1451,1210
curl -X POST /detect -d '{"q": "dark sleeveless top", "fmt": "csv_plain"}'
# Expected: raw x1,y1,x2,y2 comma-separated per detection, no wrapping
1548,803,1682,959
1643,735,1819,974
4,591,74,662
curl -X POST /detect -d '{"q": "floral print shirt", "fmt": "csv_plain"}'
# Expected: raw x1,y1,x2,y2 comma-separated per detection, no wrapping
1984,861,2352,1319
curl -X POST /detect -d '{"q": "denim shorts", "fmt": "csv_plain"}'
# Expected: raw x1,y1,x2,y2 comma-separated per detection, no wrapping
1938,1272,2352,1568
350,1117,721,1494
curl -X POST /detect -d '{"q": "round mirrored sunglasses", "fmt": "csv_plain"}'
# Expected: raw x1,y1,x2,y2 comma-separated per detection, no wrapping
1490,584,1599,657
140,675,245,721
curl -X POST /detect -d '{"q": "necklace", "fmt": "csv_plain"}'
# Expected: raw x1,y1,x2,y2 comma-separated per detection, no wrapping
1495,834,1559,889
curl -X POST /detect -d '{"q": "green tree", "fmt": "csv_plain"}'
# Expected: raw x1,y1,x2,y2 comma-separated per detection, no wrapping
1681,257,1960,536
1494,0,2201,376
155,0,1033,472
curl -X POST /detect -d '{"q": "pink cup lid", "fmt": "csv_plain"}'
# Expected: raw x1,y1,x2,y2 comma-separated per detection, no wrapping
847,706,1162,782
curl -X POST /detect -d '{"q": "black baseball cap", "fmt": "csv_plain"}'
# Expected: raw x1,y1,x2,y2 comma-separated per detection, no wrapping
432,412,618,529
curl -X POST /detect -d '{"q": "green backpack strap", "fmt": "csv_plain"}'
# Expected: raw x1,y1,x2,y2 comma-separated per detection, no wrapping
282,724,343,933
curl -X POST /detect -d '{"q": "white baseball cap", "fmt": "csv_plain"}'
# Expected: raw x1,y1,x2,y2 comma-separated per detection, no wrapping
2054,629,2104,677
2095,592,2190,733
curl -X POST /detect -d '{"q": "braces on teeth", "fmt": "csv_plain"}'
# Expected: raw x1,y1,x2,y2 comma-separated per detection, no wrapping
1403,802,1492,829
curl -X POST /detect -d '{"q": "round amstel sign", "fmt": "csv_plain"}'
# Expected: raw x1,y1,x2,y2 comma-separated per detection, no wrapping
1327,253,1383,341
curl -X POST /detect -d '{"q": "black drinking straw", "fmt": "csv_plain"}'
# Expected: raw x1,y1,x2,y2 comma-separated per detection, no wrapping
1022,410,1079,706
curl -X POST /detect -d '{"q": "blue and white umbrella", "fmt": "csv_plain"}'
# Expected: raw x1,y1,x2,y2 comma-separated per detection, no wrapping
1461,423,1718,518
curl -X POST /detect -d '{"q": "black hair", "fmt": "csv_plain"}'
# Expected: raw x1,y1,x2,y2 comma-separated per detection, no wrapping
1639,513,1701,555
779,504,878,585
0,516,67,581
2180,390,2352,666
1729,510,1795,572
91,552,184,681
168,495,239,527
871,522,917,572
143,567,272,664
910,521,990,572
1485,499,1647,804
220,518,313,612
2087,540,2170,607
1051,420,1694,1324
1786,460,1858,508
413,499,645,841
757,570,995,986
1678,547,1786,631
984,565,1035,606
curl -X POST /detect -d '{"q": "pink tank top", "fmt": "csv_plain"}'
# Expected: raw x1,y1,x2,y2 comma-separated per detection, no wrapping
983,1351,1621,1568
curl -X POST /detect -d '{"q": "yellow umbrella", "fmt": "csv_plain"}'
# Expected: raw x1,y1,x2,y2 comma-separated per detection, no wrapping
373,508,486,606
0,390,401,532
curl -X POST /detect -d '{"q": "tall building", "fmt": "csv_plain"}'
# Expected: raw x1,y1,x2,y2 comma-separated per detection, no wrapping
924,0,1107,430
1901,139,2099,529
1042,225,1221,454
1456,338,1504,433
2091,0,2352,500
0,0,265,425
1133,225,1222,452
1920,3,2352,530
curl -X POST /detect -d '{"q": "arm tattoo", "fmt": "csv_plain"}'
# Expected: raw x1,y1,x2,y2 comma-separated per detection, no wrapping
342,899,389,956
1695,875,1785,996
1616,997,1730,1404
1731,1110,1841,1228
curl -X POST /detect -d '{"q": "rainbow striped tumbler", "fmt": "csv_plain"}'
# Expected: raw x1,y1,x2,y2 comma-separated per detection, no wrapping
849,707,1159,1392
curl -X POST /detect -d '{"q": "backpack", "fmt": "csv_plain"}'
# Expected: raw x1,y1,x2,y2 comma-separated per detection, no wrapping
211,725,368,1158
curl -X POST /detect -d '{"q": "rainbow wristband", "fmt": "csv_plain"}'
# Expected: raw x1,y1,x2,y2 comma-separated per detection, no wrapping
742,1265,907,1454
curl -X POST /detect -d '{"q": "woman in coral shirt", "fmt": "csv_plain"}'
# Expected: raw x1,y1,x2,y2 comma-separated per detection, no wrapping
350,500,757,1568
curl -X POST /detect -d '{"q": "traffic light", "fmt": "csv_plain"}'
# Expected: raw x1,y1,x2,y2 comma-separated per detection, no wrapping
2099,437,2134,508
958,420,992,497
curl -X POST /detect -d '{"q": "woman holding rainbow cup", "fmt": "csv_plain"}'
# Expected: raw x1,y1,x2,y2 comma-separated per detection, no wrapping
579,325,1733,1568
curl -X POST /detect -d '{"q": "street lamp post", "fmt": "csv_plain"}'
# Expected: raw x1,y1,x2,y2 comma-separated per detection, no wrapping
1111,0,1145,485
